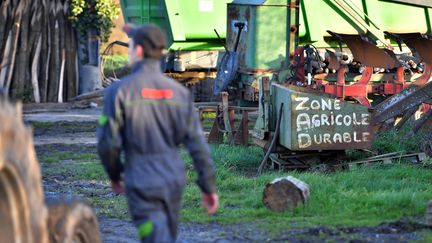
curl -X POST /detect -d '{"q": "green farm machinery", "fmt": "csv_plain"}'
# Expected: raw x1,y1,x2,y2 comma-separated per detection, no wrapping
117,0,233,100
116,0,431,169
206,0,432,170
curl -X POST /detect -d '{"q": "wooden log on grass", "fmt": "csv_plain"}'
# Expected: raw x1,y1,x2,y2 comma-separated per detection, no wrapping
263,176,310,212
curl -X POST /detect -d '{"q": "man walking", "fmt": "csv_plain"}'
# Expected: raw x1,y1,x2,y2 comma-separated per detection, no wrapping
97,24,218,242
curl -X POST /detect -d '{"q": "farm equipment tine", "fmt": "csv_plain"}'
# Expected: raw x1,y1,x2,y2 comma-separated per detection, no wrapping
373,81,432,124
384,31,403,52
208,108,224,144
326,49,341,70
234,111,249,146
398,33,432,86
335,33,401,69
221,92,235,143
414,64,432,86
399,33,432,64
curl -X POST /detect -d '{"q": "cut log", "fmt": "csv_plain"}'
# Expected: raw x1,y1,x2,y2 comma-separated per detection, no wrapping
427,200,432,226
263,176,310,212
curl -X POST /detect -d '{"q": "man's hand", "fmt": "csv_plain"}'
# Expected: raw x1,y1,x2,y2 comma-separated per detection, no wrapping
202,193,219,215
111,180,124,194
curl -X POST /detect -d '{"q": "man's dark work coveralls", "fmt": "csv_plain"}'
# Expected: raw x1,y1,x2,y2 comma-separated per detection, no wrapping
97,59,216,242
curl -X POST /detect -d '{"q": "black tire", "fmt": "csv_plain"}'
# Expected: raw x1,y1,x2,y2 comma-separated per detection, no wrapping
47,199,101,243
0,98,48,243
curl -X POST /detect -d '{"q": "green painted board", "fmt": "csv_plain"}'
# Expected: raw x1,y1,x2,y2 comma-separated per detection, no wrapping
272,84,374,151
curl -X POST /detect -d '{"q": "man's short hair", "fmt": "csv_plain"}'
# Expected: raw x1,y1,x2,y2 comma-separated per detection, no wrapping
124,24,166,59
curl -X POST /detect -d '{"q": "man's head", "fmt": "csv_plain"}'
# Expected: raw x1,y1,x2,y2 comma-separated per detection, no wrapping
123,24,166,66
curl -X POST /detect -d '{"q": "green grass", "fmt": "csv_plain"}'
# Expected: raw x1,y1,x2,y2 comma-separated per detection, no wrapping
30,121,97,131
102,55,129,78
88,196,129,219
39,152,98,164
416,231,432,243
372,123,429,155
181,145,432,231
40,145,432,234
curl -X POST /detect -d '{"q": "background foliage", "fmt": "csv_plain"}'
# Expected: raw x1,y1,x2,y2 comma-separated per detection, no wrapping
69,0,119,42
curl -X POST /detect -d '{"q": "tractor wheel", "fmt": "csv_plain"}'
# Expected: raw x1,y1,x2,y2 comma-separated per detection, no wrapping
47,199,101,243
0,97,49,243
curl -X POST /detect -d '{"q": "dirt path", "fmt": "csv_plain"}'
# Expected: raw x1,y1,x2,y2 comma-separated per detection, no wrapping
38,145,429,243
24,108,101,123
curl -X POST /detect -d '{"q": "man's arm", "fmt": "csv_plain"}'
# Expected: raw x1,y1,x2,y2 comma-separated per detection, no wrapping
183,94,216,195
97,86,124,183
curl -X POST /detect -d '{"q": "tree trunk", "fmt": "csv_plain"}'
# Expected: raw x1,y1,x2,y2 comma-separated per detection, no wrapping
0,0,12,60
40,0,50,102
263,176,310,212
65,18,77,100
3,0,24,93
0,0,78,102
47,1,60,102
11,0,30,99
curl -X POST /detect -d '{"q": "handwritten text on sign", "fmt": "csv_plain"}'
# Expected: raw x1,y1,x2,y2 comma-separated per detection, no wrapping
294,97,371,149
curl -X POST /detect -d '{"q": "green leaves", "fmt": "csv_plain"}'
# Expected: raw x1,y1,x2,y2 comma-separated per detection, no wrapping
69,0,119,42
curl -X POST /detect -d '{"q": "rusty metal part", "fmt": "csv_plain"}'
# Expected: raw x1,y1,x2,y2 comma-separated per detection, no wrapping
221,92,235,142
234,111,249,145
413,64,432,86
326,49,341,70
237,68,279,74
320,65,373,106
373,81,432,124
317,33,432,106
374,85,418,113
208,108,224,144
206,93,257,145
399,33,432,64
336,34,401,69
288,0,300,58
166,71,216,84
314,71,421,84
394,106,418,131
288,46,306,84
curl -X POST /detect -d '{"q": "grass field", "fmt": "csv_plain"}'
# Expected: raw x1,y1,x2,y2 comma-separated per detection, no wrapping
35,119,432,240
39,145,432,232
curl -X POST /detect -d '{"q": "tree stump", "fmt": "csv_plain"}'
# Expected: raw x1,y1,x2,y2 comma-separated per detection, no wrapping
427,200,432,226
263,176,310,212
